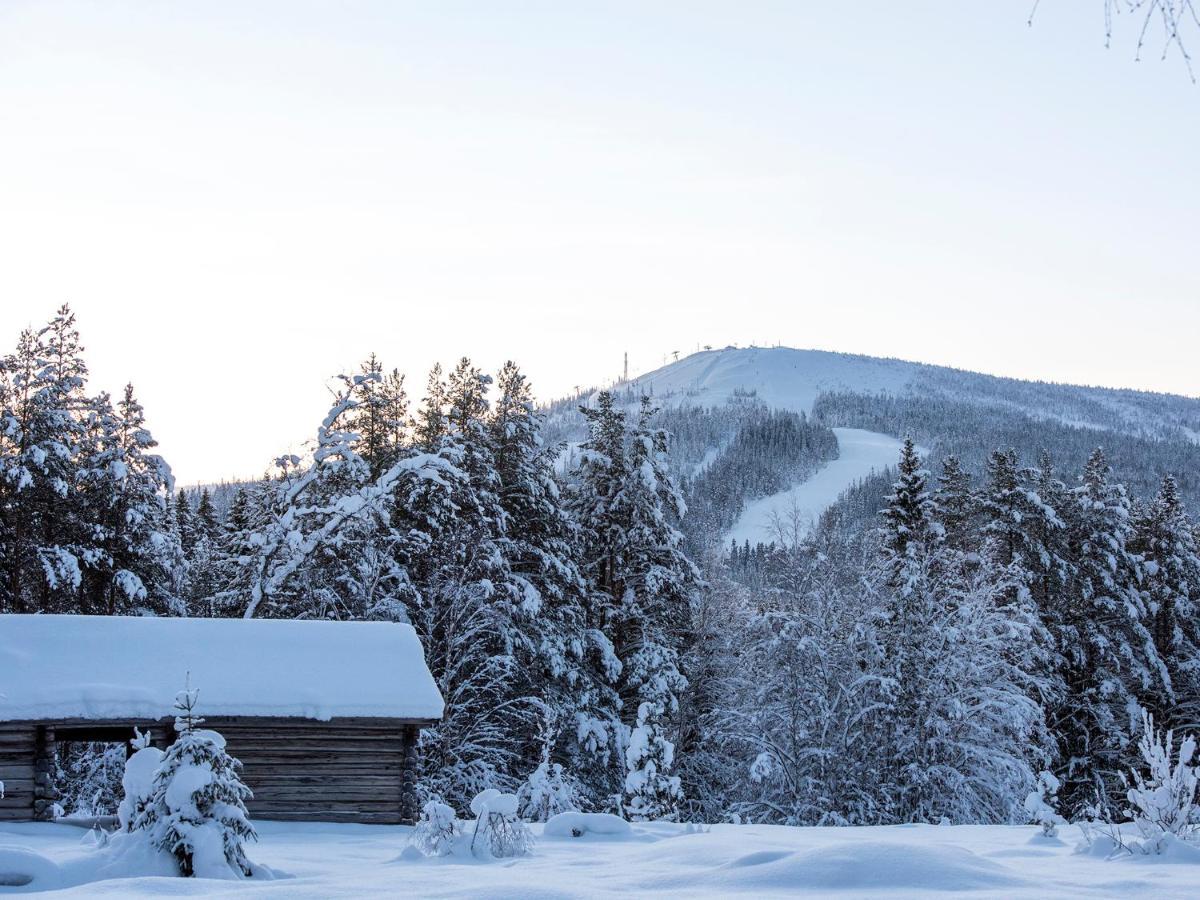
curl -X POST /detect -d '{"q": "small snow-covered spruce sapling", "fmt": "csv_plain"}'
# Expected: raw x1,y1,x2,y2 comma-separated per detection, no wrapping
517,718,581,824
518,760,580,823
469,789,533,858
1023,771,1066,838
624,701,683,822
411,800,461,857
1121,709,1199,854
133,681,259,877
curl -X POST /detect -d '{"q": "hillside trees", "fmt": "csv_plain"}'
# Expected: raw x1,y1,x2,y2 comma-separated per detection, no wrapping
0,306,179,615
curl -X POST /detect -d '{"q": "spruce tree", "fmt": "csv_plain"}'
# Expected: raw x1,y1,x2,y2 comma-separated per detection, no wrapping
874,443,1046,822
570,392,699,805
1057,448,1159,818
1130,475,1200,732
134,684,257,878
487,361,613,781
196,489,220,542
0,306,92,612
933,454,975,552
624,701,683,821
176,489,198,556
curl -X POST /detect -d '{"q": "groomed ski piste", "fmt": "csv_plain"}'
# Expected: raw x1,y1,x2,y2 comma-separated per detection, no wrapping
4,817,1200,897
727,428,905,546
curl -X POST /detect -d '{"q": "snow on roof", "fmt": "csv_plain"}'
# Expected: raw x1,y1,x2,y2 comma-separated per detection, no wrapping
0,615,444,723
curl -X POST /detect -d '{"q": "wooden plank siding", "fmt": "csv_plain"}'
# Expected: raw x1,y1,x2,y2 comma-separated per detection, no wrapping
0,723,35,822
0,717,430,825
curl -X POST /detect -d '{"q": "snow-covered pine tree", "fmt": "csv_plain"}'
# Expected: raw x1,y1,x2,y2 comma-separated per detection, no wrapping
934,454,975,552
717,551,883,826
871,442,1046,823
232,373,417,620
570,392,699,808
176,489,199,557
1021,451,1074,618
488,361,616,786
183,488,224,616
672,564,750,824
344,353,409,479
1057,448,1160,819
624,700,683,821
879,438,936,585
517,716,582,822
0,306,91,612
83,384,181,615
134,683,257,878
1130,475,1200,733
407,359,540,806
196,489,220,542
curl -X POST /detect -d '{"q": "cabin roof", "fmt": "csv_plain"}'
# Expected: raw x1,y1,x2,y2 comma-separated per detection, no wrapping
0,614,444,723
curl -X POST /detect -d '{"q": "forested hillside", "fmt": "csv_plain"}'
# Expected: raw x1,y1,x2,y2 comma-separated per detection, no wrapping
3,310,1198,831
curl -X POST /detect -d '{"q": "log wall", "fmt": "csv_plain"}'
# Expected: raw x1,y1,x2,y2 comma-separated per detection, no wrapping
0,717,428,826
0,723,35,822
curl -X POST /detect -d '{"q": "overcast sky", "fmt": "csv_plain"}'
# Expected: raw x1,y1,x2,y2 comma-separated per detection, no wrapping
1,2,1196,484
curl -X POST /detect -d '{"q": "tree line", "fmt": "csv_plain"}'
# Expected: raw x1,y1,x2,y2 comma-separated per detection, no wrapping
3,306,1197,827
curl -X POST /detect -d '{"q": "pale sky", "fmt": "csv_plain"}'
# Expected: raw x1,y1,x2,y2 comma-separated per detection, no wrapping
1,2,1197,484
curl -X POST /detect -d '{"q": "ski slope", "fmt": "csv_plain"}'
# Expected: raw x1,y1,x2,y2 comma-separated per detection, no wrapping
618,346,1200,441
624,346,915,415
727,428,904,547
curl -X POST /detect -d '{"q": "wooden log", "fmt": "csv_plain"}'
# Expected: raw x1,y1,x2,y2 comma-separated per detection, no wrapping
244,778,399,788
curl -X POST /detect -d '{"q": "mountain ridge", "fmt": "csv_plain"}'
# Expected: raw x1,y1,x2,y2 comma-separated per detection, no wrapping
609,345,1200,444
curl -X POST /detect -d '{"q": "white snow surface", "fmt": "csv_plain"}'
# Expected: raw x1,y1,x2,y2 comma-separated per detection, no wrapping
621,347,915,415
728,428,905,546
3,819,1199,897
0,615,443,722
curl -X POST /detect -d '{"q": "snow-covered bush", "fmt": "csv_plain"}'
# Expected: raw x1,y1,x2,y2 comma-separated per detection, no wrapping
624,702,682,822
117,740,165,833
1024,771,1066,838
132,684,259,878
1122,710,1199,853
410,800,461,857
469,789,533,858
517,761,580,822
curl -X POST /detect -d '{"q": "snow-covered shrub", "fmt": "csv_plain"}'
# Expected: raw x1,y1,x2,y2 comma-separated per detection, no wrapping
1122,710,1199,853
132,683,259,878
624,702,682,822
117,742,165,832
1024,771,1066,838
469,789,533,858
410,800,461,857
517,761,580,822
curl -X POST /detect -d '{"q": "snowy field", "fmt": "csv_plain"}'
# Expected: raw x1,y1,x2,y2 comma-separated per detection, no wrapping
4,819,1199,898
727,428,904,546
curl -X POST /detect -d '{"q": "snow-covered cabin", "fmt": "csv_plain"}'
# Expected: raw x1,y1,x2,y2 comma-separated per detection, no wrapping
0,615,443,825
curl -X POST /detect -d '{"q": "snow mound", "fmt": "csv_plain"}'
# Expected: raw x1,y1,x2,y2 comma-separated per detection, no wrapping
543,812,633,840
0,846,62,892
716,841,1029,892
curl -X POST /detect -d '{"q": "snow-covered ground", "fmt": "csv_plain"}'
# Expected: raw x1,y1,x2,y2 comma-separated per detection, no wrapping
3,819,1199,898
727,428,904,547
622,346,915,415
